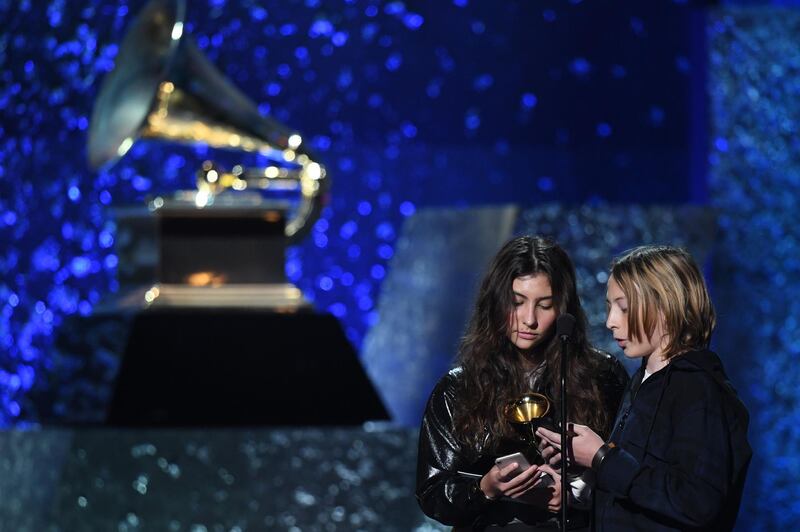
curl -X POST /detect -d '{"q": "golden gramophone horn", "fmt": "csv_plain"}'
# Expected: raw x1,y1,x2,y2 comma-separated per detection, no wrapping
504,393,551,448
87,0,328,244
505,393,550,423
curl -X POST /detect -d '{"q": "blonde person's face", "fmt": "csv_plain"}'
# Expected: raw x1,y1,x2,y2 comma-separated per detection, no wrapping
605,276,663,359
507,274,557,353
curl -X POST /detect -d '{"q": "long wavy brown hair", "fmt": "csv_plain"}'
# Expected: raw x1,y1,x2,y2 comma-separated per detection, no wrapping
453,235,612,452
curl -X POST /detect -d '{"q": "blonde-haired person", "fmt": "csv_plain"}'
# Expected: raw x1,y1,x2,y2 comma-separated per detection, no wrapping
537,245,751,531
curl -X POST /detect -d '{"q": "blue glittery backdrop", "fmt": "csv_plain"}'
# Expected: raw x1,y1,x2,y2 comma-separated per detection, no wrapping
2,0,800,528
0,0,696,425
709,8,800,529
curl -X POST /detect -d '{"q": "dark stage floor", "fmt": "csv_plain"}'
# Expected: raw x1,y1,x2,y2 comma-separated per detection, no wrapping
0,426,444,531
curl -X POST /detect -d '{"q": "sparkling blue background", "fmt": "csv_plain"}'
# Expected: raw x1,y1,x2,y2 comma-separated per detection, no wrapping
0,0,696,423
1,0,799,528
709,8,800,528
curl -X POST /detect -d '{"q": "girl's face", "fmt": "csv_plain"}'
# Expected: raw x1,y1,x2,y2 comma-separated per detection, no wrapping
605,276,664,360
507,274,557,353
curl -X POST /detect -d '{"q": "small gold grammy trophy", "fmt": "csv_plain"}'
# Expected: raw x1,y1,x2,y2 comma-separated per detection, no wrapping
504,393,552,458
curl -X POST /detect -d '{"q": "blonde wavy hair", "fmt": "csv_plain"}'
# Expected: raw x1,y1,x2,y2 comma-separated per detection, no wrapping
611,245,716,360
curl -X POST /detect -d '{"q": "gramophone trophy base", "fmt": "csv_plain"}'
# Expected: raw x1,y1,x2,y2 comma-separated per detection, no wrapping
109,192,309,310
96,282,310,313
156,192,288,285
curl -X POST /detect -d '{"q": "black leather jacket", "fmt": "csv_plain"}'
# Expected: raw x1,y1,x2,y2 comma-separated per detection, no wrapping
416,350,629,531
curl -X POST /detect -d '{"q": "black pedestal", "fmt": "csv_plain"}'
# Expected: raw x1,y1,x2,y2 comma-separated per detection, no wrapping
107,309,389,426
41,310,389,427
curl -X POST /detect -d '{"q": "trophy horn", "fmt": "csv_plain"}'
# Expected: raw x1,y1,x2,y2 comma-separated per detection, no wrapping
504,393,552,451
87,0,328,244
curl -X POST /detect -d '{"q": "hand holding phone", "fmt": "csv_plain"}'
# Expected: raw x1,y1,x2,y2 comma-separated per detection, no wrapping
494,451,533,479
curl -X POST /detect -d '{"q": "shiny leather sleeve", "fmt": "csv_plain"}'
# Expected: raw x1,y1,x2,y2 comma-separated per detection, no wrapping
415,369,492,527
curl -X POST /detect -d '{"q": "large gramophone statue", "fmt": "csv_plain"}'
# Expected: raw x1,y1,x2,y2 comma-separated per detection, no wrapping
89,0,328,310
78,0,387,426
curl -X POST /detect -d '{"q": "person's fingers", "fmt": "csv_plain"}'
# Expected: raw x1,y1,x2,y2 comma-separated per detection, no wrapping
507,484,537,498
505,474,544,498
538,463,561,481
536,426,560,446
567,421,580,436
537,440,550,453
509,466,562,498
540,445,555,460
531,468,552,487
506,488,529,499
570,422,588,434
519,471,545,490
497,462,522,479
548,487,562,512
502,464,539,487
502,468,542,497
547,494,561,511
548,452,561,466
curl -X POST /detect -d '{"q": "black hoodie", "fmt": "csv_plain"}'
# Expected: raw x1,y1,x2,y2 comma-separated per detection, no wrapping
593,349,752,531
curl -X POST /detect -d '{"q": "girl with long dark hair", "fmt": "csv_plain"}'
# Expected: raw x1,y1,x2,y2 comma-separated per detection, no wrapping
416,235,629,530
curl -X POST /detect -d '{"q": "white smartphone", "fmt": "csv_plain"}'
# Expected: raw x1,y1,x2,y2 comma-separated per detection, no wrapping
494,452,532,477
